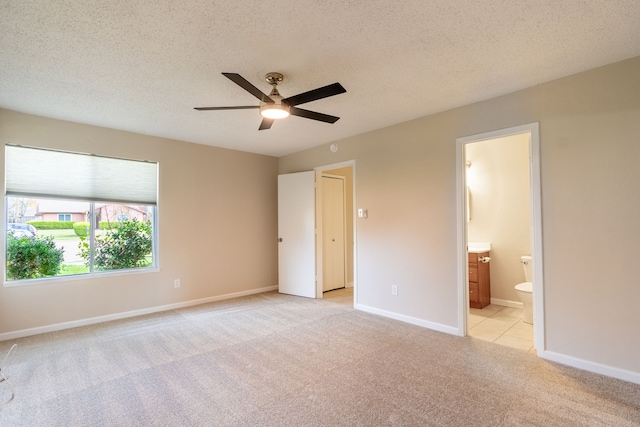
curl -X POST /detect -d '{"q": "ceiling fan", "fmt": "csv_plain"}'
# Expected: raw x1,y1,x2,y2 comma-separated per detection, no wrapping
194,72,346,130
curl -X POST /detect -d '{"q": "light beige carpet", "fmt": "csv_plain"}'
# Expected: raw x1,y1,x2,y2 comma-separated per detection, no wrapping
0,291,638,426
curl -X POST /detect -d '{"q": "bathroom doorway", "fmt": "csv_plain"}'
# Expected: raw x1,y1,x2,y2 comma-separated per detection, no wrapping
456,123,544,353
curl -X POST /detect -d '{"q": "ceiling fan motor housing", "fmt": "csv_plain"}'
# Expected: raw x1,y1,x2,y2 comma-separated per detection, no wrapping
260,78,290,118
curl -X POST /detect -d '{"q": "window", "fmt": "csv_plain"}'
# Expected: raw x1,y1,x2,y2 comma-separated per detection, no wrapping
5,146,158,282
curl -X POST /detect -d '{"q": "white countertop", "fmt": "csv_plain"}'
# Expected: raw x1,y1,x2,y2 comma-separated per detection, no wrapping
468,242,491,253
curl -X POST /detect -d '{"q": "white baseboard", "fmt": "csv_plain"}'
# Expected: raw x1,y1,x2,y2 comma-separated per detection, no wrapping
355,304,640,385
355,303,459,336
539,349,640,385
491,298,523,309
5,287,638,386
0,285,278,341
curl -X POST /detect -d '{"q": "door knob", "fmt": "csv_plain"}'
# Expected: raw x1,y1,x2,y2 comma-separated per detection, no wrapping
278,238,283,242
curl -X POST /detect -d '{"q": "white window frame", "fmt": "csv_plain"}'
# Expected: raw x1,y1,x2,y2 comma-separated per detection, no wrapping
4,145,159,285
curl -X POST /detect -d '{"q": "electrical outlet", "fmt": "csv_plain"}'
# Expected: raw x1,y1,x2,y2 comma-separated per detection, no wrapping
391,285,398,296
174,279,181,288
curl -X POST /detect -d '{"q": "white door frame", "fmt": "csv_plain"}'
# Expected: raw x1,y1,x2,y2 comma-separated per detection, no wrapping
315,160,357,301
455,123,545,352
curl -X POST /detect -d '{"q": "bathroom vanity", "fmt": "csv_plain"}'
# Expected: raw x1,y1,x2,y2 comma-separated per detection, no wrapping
468,250,491,309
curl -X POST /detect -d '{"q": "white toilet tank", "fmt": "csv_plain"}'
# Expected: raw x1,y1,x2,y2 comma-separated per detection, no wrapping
521,256,532,282
517,255,534,324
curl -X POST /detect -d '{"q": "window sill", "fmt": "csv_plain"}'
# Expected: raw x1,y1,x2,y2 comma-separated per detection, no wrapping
3,266,160,288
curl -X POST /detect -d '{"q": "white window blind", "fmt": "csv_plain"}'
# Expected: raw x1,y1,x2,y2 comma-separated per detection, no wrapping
5,146,158,205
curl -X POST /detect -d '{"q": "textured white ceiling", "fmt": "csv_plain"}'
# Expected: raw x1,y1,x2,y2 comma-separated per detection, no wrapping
1,1,640,157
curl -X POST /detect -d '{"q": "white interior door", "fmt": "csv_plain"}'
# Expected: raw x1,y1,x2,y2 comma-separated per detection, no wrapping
322,175,346,292
278,171,316,298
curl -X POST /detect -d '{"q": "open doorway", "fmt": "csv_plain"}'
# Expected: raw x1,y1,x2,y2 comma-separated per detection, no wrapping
465,134,533,350
315,161,356,306
456,123,544,353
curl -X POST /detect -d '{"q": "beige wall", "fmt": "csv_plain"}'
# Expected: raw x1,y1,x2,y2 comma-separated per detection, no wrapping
466,134,531,303
0,109,279,334
279,56,640,376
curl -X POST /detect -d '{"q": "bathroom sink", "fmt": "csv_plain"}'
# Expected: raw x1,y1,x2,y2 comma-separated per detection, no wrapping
468,242,491,253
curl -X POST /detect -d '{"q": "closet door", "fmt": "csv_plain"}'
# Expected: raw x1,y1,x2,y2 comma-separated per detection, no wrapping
322,175,346,292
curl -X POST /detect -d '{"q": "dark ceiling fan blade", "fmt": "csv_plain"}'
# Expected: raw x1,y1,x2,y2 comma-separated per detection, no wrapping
222,72,274,104
283,82,346,107
194,106,259,111
290,107,340,124
259,118,274,130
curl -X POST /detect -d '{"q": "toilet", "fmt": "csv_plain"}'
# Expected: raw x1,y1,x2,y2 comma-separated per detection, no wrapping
515,256,533,324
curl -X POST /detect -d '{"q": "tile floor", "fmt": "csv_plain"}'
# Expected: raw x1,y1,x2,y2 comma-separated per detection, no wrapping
324,289,534,353
469,304,535,353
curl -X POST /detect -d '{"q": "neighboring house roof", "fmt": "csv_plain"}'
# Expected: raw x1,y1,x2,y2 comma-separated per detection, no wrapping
37,200,90,214
23,206,37,217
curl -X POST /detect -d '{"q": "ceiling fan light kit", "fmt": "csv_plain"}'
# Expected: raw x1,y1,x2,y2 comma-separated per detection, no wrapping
195,72,346,130
260,101,290,119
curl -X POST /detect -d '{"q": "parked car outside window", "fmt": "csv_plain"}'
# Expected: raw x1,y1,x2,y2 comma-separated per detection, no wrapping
7,223,37,236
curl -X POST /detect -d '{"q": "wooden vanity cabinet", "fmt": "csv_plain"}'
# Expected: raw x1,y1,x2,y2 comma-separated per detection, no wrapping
468,251,491,309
